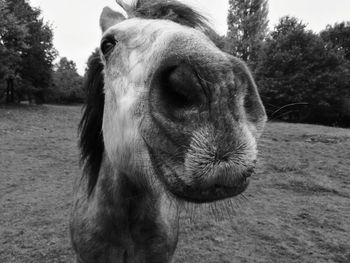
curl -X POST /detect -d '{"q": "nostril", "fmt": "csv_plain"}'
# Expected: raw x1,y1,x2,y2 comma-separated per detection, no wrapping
160,64,205,111
214,150,230,163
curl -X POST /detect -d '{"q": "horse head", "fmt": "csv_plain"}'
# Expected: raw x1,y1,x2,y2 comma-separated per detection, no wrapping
81,0,266,203
73,1,266,261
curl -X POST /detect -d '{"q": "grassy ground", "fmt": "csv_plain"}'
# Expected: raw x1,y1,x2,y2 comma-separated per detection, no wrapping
0,105,349,263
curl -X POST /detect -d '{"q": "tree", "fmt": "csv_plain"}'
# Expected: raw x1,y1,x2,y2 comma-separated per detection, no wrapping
47,57,84,103
321,22,350,61
19,17,56,103
0,0,56,103
0,0,28,102
256,16,350,125
320,22,350,123
226,0,268,65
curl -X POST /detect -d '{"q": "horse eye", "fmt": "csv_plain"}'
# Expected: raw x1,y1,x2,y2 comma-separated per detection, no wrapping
101,37,116,57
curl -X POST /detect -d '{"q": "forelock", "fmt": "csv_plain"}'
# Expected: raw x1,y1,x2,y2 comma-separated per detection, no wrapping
130,0,209,30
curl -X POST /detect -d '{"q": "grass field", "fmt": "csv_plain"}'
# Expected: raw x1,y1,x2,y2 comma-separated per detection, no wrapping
1,105,349,263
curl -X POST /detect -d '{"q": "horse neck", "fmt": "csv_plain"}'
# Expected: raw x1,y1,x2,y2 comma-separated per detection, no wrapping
92,159,180,262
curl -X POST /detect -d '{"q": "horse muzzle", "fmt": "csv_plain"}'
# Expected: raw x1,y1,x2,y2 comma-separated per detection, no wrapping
159,160,254,203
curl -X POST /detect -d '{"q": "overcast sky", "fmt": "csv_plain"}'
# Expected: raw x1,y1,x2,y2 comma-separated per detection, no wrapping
29,0,350,74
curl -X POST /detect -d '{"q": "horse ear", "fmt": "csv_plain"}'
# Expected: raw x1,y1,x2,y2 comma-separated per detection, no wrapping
100,7,126,33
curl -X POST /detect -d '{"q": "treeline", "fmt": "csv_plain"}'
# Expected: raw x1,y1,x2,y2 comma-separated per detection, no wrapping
0,0,83,104
224,0,350,127
2,0,350,126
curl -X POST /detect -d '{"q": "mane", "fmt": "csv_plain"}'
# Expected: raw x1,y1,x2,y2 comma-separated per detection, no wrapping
79,0,216,195
79,50,104,194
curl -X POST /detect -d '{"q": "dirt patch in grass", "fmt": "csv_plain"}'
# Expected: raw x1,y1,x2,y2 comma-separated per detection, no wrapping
1,105,349,263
